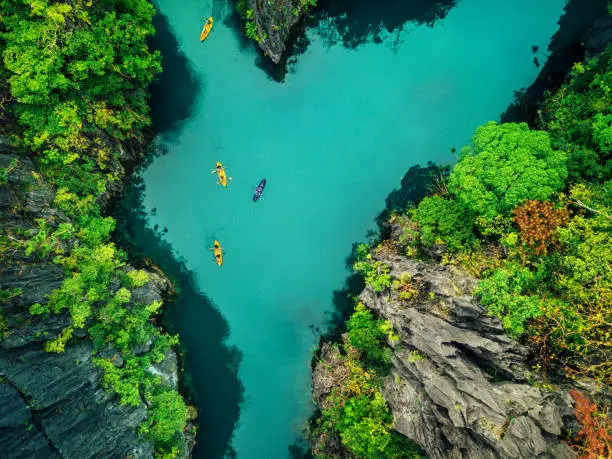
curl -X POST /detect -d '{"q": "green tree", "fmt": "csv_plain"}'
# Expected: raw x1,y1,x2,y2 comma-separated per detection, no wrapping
476,262,545,336
448,122,567,222
413,195,475,250
543,49,612,181
140,389,188,451
339,391,393,456
1,0,161,167
347,303,392,365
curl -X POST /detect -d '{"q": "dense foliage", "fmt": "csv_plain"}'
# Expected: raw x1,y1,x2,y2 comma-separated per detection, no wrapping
569,389,612,459
343,46,611,457
543,48,612,181
2,0,160,168
314,304,423,458
0,0,188,455
407,49,612,386
449,122,567,222
347,302,394,367
413,195,474,250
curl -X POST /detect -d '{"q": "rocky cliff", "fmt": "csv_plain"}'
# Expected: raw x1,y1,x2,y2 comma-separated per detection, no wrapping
0,139,194,457
311,9,612,457
248,0,311,64
312,223,584,458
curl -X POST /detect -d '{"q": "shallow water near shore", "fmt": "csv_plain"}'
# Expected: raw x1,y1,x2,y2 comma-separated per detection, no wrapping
137,0,569,456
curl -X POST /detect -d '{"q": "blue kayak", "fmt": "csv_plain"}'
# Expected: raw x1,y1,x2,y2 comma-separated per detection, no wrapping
253,178,266,202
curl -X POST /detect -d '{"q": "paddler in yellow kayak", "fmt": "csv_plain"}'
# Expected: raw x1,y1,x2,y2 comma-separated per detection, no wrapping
200,17,214,42
209,240,223,266
211,161,232,187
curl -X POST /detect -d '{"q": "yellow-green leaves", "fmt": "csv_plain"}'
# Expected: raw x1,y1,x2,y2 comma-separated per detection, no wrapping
2,0,161,166
44,326,74,353
140,389,188,451
127,269,150,288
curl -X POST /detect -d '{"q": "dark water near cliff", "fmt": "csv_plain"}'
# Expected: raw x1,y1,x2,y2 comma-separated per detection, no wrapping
123,0,574,456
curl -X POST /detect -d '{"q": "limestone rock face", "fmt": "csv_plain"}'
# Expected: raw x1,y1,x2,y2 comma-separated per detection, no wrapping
0,145,188,457
0,341,153,458
249,0,308,64
368,254,575,458
312,227,578,458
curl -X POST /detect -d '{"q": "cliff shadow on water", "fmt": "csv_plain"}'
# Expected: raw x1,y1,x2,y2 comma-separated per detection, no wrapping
116,10,244,458
213,0,459,81
115,164,245,459
286,0,459,79
149,8,202,138
312,0,458,49
501,0,610,124
213,0,296,82
319,162,448,345
281,0,459,79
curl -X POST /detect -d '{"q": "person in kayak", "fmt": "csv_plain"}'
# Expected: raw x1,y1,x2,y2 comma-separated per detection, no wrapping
253,178,266,201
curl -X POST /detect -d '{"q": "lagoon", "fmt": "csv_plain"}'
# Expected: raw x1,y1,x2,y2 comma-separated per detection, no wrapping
139,0,567,456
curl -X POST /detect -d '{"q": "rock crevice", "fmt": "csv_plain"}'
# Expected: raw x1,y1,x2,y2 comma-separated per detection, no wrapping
312,228,579,458
248,0,309,64
0,143,187,457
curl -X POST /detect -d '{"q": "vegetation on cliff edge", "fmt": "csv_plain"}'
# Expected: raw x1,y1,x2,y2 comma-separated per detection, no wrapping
0,0,188,455
235,0,317,45
313,303,423,458
343,46,611,457
409,49,612,386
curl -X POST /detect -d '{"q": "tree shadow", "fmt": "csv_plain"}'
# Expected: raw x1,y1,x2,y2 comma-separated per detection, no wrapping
114,171,244,459
282,0,459,79
501,0,609,124
376,161,450,225
213,0,460,81
319,161,449,346
313,0,457,49
149,9,202,138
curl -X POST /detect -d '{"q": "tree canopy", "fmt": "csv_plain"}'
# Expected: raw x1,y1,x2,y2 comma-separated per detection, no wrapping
1,0,161,166
448,122,567,221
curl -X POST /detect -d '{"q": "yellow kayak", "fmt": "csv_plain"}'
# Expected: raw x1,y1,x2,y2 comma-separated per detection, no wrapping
212,161,229,187
211,240,223,266
200,17,213,41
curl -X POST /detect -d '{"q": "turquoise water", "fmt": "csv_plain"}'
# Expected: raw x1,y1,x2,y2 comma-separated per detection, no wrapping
141,0,566,456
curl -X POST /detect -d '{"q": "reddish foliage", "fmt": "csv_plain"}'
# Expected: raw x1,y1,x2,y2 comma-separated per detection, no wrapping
569,389,612,459
513,200,570,255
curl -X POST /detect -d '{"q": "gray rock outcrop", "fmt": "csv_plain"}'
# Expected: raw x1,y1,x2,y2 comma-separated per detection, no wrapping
0,340,153,458
248,0,309,64
312,227,579,458
0,146,189,457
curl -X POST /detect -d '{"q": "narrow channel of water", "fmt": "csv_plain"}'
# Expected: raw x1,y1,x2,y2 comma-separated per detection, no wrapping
137,0,568,456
